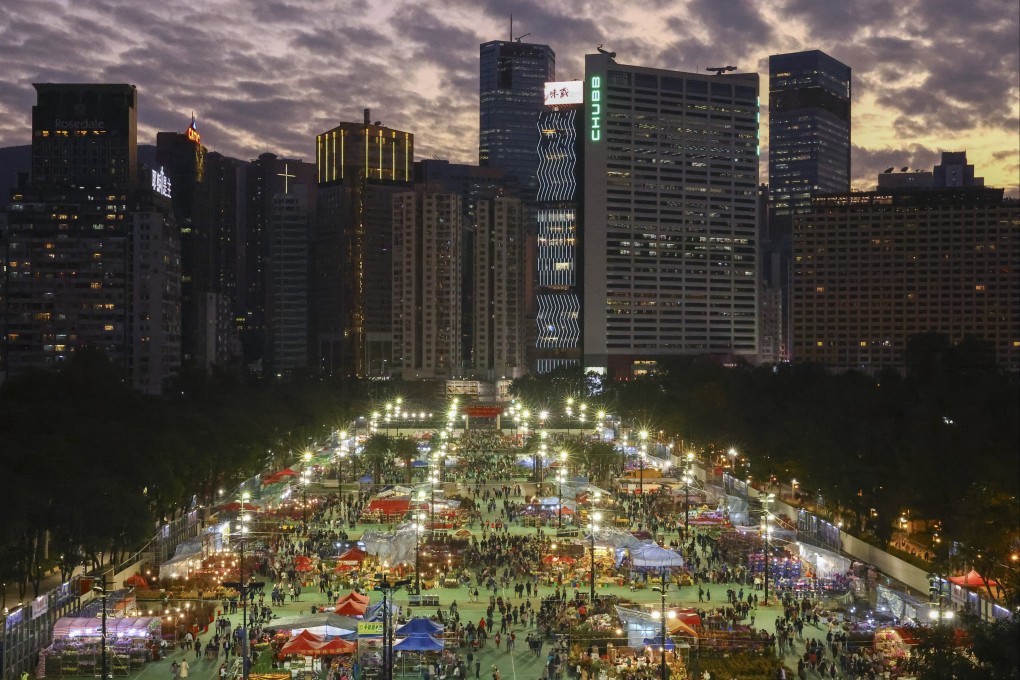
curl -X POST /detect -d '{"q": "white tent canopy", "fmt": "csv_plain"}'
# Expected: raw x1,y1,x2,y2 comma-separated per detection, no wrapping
630,544,684,569
798,543,852,579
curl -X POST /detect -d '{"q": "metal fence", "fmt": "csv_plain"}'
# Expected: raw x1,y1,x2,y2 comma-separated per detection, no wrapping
1,511,202,680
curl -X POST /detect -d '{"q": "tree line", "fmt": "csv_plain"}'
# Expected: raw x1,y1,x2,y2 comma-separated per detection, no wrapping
0,350,369,604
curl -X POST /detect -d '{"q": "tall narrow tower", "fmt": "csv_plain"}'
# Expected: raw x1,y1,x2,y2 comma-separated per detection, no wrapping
479,40,555,218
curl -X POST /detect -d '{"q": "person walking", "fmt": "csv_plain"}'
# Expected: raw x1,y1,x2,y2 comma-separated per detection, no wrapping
179,659,190,679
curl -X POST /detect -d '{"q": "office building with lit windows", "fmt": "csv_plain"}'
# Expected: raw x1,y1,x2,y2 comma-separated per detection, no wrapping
475,196,526,378
2,84,181,393
313,111,413,376
392,191,462,379
765,50,851,362
479,40,555,217
535,81,583,374
792,175,1019,372
582,54,760,377
31,83,138,189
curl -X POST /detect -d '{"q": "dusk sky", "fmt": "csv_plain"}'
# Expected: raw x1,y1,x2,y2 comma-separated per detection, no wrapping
1,0,1017,194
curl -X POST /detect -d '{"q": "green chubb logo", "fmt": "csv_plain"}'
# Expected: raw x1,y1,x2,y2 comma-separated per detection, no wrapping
590,75,602,142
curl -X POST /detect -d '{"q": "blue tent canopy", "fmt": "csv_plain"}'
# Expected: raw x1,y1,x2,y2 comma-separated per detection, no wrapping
642,637,676,651
393,634,444,651
396,617,444,635
411,460,429,468
358,475,374,484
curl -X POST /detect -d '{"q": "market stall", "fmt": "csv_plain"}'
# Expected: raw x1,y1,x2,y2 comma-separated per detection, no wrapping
36,617,161,677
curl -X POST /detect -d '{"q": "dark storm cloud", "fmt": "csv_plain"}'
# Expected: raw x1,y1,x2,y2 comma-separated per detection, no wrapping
0,0,1015,190
850,143,942,189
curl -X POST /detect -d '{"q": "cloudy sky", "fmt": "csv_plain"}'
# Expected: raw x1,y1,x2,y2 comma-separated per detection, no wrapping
1,0,1017,193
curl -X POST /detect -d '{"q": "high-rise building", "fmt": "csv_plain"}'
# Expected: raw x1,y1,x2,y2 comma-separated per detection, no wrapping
392,190,462,379
2,84,181,393
267,188,311,377
313,111,413,376
768,50,851,217
792,170,1019,372
766,50,852,363
31,83,138,189
535,81,584,374
414,160,518,369
479,40,555,217
156,117,244,371
245,153,315,374
582,54,760,377
474,196,526,379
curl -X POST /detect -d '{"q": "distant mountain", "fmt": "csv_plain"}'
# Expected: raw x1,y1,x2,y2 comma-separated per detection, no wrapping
0,145,158,208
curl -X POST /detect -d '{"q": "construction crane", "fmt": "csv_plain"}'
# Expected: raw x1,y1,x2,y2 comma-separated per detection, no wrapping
706,65,737,75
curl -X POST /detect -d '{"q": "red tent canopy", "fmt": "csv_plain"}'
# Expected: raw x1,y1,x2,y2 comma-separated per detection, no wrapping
948,569,1000,588
366,499,411,514
337,547,367,562
262,475,281,485
333,600,368,616
294,562,315,572
316,639,356,655
280,630,324,655
275,468,299,477
124,574,148,588
294,555,313,563
337,591,370,604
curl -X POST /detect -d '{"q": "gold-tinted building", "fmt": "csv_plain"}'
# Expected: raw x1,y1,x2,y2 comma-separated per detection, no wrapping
792,188,1019,372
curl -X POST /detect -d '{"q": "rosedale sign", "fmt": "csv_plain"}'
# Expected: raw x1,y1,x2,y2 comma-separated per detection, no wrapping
54,118,105,130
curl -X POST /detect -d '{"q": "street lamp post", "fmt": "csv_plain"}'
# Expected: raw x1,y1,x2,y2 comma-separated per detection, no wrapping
683,453,694,539
557,451,568,528
413,508,425,594
228,493,254,680
651,570,675,680
638,430,648,497
762,493,774,606
589,495,602,603
92,578,110,680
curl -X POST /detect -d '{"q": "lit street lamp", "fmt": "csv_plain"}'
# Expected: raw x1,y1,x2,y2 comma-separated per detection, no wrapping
650,578,676,680
682,452,694,539
557,451,568,528
761,493,774,606
639,430,649,497
91,578,110,680
589,495,602,603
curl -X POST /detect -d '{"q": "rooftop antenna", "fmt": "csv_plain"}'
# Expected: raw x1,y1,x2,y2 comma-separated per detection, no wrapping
706,65,737,75
509,13,512,42
516,33,531,42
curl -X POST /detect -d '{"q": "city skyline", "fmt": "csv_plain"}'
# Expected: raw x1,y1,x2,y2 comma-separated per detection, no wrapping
0,0,1017,194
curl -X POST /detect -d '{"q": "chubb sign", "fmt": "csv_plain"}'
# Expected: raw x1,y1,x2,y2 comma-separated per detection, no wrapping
589,75,602,142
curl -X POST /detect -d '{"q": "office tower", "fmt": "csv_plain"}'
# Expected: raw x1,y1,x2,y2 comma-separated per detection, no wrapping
414,160,518,369
769,50,851,216
267,187,311,377
474,196,526,378
479,40,555,217
767,50,851,363
156,117,244,370
392,191,462,379
1,84,181,392
313,112,412,377
792,163,1019,372
535,80,584,374
582,54,760,376
31,83,138,189
245,153,315,374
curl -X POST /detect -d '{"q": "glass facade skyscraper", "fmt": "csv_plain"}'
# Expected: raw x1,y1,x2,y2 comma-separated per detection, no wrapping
479,40,555,214
769,50,852,216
